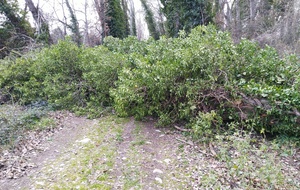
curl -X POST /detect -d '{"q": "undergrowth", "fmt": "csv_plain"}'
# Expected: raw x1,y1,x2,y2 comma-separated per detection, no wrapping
0,25,299,140
0,103,53,147
196,131,300,189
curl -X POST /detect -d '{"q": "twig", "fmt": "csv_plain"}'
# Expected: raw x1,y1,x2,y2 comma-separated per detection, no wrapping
197,149,213,157
0,47,7,52
174,125,191,132
209,143,217,157
292,108,300,117
176,138,194,146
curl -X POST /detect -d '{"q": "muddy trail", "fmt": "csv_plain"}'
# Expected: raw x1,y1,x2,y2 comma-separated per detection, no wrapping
0,113,299,189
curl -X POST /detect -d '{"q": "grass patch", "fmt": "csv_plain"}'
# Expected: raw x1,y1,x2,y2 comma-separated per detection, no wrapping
114,121,145,189
131,121,146,147
34,115,129,189
188,132,300,189
131,140,146,146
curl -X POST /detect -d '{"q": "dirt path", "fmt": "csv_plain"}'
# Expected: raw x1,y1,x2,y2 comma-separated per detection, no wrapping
112,118,191,189
1,113,299,189
0,112,95,190
0,113,199,189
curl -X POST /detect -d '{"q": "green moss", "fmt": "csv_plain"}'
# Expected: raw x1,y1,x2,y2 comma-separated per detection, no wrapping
34,115,127,189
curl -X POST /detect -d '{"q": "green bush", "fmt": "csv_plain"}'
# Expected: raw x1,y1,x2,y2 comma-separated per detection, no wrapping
0,39,82,107
0,54,37,103
1,25,299,138
0,39,124,116
34,39,83,108
78,45,124,117
110,25,300,138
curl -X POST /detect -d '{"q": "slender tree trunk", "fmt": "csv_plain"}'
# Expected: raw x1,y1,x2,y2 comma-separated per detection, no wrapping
249,0,255,21
235,0,241,41
24,0,52,44
225,0,232,27
61,0,67,37
94,0,107,42
83,0,90,46
141,0,159,39
248,0,257,38
65,0,81,46
121,0,130,36
157,0,165,35
129,0,137,36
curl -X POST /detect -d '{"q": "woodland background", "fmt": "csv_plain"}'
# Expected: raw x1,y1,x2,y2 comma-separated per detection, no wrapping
1,0,300,58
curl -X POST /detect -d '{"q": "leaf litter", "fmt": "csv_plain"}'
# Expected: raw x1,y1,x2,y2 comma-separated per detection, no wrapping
0,113,299,189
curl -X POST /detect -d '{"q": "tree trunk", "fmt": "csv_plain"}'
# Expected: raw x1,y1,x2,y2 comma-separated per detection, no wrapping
157,0,165,35
83,0,90,46
94,0,107,42
65,0,81,46
249,0,255,21
25,0,52,44
128,0,137,36
235,0,241,41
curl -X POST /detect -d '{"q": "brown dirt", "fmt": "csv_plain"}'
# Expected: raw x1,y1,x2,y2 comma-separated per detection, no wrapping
112,117,189,189
0,112,299,189
0,111,94,190
113,117,136,189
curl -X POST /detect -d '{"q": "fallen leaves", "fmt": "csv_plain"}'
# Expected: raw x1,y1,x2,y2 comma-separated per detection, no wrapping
0,111,71,179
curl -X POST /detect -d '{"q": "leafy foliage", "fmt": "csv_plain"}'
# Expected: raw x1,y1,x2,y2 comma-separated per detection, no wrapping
0,38,124,116
65,0,81,46
160,0,215,37
1,25,299,139
0,0,34,58
199,131,299,188
109,25,300,138
0,104,51,146
141,0,159,40
106,0,130,39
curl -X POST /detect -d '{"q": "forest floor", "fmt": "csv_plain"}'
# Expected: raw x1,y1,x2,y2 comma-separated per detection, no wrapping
0,111,299,189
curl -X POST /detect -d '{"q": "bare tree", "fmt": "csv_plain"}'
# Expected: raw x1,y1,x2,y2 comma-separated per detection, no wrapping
83,0,90,46
51,27,64,43
25,0,52,44
52,0,68,38
128,0,137,36
65,0,81,46
94,0,107,42
234,0,241,41
136,17,145,40
156,0,165,35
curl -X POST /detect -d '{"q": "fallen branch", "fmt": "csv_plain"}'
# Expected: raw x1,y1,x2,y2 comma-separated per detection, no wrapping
174,125,191,132
209,143,217,157
176,138,194,146
239,92,300,118
0,47,7,52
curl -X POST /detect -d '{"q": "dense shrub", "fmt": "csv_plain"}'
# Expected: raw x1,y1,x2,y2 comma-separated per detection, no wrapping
0,39,124,115
0,39,82,107
1,25,299,138
110,25,300,138
0,54,36,103
78,45,124,116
